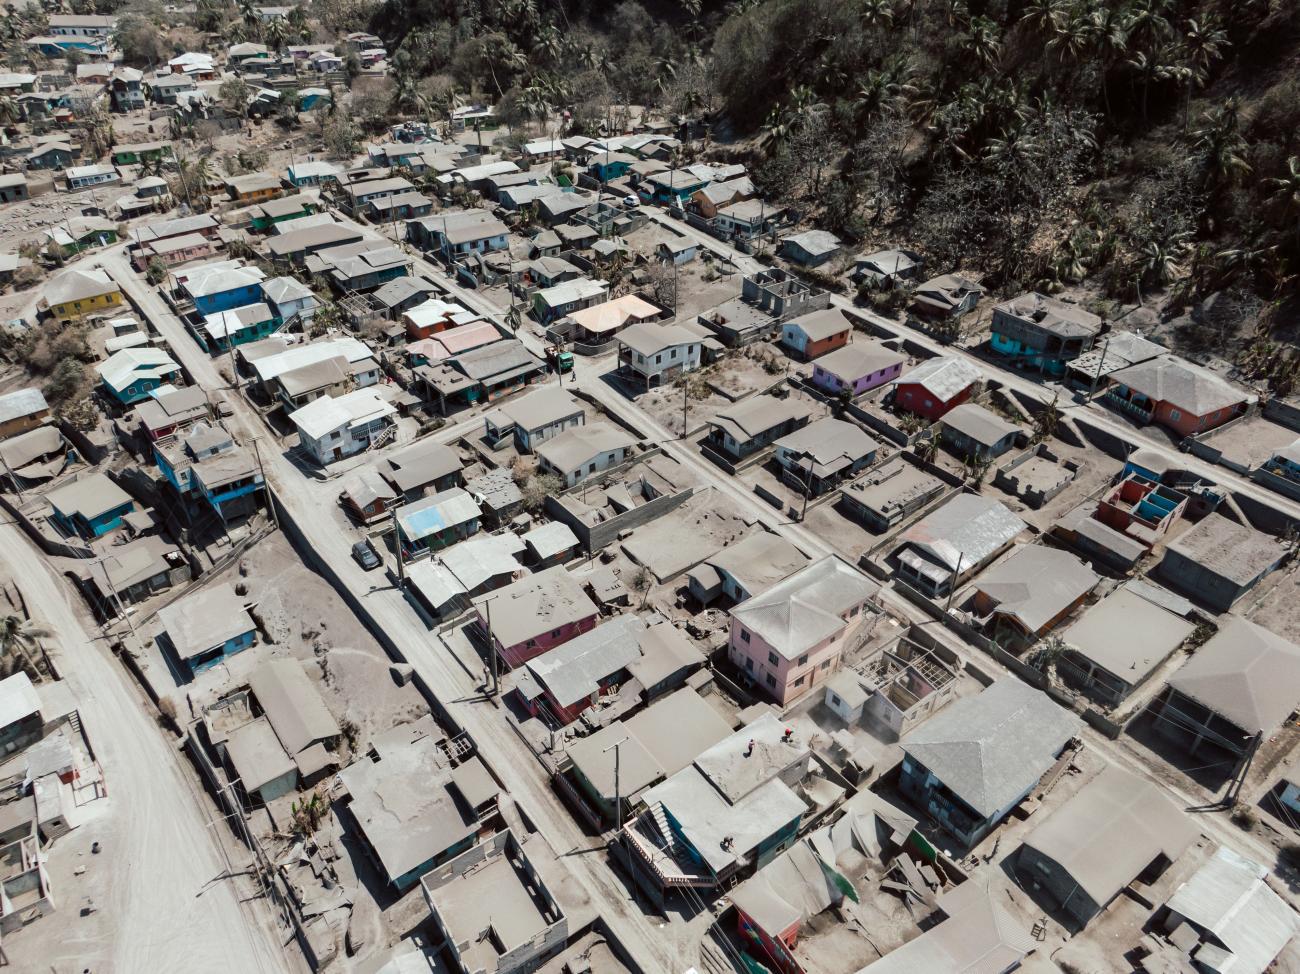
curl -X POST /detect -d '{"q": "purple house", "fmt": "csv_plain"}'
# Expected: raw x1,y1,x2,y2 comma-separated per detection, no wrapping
812,341,906,397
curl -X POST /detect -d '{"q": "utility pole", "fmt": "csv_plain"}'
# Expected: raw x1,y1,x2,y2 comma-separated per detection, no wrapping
681,372,689,438
226,314,240,389
0,449,23,503
1089,335,1111,398
481,593,500,695
944,551,965,614
603,736,628,834
390,504,405,586
251,438,277,531
96,556,138,643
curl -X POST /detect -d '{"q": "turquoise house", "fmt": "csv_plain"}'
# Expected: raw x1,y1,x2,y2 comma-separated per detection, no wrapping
157,583,258,675
97,347,183,405
46,472,135,538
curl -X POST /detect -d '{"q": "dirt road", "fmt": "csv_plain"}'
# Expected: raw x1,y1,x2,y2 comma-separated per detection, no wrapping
0,517,293,974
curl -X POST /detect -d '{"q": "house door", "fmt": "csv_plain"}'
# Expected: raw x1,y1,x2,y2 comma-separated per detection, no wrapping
332,447,343,461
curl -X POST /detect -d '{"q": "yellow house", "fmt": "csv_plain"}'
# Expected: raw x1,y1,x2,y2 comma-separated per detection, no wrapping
42,268,124,323
225,172,284,204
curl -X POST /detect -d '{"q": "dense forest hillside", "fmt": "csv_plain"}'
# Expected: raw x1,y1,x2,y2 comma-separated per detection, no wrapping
375,0,1300,390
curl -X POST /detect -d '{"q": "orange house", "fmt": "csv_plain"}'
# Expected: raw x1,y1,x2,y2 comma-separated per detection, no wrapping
1105,355,1251,438
779,308,851,362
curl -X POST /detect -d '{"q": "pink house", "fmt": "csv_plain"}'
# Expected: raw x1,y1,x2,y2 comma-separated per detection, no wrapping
811,341,906,398
473,564,600,669
132,232,216,271
728,555,878,705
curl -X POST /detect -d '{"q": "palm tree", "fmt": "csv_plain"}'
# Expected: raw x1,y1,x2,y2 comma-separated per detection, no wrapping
1127,0,1172,50
0,615,48,677
859,0,895,31
1179,17,1228,128
966,16,1002,67
1048,12,1092,69
1265,156,1300,251
1088,4,1129,118
1192,102,1251,187
1137,231,1192,291
853,59,915,126
264,17,289,53
1020,0,1064,36
1126,46,1179,124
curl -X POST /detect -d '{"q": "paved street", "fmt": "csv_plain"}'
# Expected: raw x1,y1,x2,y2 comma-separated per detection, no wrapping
0,517,293,974
98,247,694,972
85,208,1300,968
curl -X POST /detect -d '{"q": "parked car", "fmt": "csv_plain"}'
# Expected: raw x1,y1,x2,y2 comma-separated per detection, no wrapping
622,195,639,208
351,538,381,570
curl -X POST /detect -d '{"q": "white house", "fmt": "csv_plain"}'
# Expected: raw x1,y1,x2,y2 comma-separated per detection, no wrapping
535,422,634,487
290,388,396,466
616,322,702,390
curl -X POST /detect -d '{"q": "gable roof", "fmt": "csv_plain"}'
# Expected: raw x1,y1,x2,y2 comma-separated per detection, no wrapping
785,308,852,342
522,614,646,708
247,658,340,755
973,544,1097,633
711,395,816,442
813,341,905,381
774,417,879,478
899,355,982,401
1165,847,1299,974
898,493,1025,572
1022,764,1197,910
941,402,1023,447
901,678,1081,818
535,422,633,472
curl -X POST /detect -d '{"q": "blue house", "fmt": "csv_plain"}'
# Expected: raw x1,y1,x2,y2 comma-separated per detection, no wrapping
96,347,183,405
900,679,1081,848
155,422,264,522
199,302,279,352
588,152,636,183
157,582,257,675
46,472,135,538
181,264,267,316
641,169,709,204
989,292,1102,377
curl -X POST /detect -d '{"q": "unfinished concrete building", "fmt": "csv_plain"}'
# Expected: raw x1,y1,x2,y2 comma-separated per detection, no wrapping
822,638,959,741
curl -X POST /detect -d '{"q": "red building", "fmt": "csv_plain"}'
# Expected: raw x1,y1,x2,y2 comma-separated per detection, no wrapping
474,564,600,670
513,615,646,725
894,355,982,422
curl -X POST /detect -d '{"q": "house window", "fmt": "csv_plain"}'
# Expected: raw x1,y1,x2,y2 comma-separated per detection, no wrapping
551,628,561,637
739,629,750,643
794,675,805,687
768,651,779,666
655,354,662,364
525,638,537,648
1170,408,1182,421
830,693,841,707
797,654,808,666
587,462,596,473
924,399,933,408
820,659,831,669
765,673,777,689
671,348,678,359
744,657,753,671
